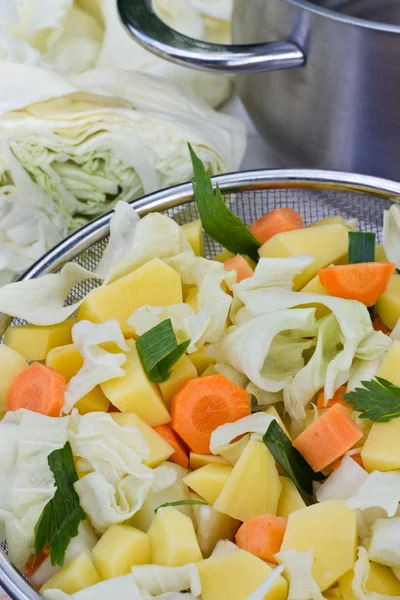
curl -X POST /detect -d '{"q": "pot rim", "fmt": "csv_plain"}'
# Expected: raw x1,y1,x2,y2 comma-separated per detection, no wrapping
287,0,400,33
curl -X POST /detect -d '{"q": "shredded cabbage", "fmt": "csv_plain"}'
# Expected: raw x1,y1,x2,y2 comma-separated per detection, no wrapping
210,412,277,455
347,471,400,517
0,410,69,569
352,546,396,600
316,456,368,503
131,564,201,597
63,319,129,414
70,412,153,533
368,517,400,568
275,549,324,600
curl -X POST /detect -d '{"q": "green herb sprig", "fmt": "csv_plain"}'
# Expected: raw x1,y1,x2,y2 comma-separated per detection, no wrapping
35,442,85,567
136,319,189,383
263,421,325,505
344,377,400,422
188,144,261,262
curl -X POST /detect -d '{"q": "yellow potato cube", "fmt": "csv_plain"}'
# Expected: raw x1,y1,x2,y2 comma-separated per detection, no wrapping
277,476,306,519
101,340,170,427
46,343,109,414
362,416,400,472
300,273,329,295
183,464,233,505
339,561,400,599
92,524,151,579
181,220,204,256
375,339,400,386
75,387,110,414
185,286,199,312
281,500,357,591
258,224,349,290
4,320,75,361
197,548,288,600
111,412,174,467
0,345,28,411
188,346,216,375
308,216,353,229
213,440,281,521
212,249,234,263
78,258,182,336
127,462,191,532
189,453,230,470
41,553,100,595
375,244,388,262
376,274,400,331
159,355,197,409
148,506,202,566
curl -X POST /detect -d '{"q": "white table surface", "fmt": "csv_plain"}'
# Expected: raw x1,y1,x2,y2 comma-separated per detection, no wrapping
221,94,285,170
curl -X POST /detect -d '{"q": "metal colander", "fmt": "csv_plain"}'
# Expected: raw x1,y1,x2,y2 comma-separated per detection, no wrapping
1,168,400,600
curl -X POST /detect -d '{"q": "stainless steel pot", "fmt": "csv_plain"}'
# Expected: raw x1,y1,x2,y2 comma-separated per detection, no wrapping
118,0,400,180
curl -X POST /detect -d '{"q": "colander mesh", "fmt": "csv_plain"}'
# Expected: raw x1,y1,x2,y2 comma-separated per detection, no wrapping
63,187,390,307
0,182,394,597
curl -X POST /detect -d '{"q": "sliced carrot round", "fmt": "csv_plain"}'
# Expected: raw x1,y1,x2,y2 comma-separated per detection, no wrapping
318,262,395,307
248,208,304,244
153,424,189,468
8,362,66,417
235,514,287,564
171,374,251,454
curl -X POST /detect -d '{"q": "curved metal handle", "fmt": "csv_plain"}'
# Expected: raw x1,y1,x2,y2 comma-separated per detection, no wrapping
117,0,305,73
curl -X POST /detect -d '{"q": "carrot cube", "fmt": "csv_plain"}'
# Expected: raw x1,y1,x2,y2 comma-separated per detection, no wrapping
235,514,286,564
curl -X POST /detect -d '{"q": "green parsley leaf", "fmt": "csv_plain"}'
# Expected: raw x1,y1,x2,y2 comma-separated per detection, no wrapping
348,231,376,319
35,442,85,567
136,318,190,384
263,420,325,505
154,499,208,514
188,144,261,262
343,377,400,422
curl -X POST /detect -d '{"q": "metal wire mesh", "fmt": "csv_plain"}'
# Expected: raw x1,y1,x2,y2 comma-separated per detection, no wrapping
65,187,391,306
0,178,396,599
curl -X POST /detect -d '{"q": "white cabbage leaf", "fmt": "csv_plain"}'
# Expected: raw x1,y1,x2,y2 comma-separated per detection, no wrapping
100,209,192,283
0,261,95,328
283,313,340,421
131,252,236,352
0,410,69,569
354,331,392,361
347,471,400,517
246,382,283,407
63,319,129,414
231,273,373,401
346,359,382,393
352,547,396,600
214,362,248,388
70,412,153,533
211,539,239,557
368,517,400,568
383,204,400,269
43,573,143,600
316,456,368,503
246,565,286,600
210,412,278,455
275,549,324,600
209,307,318,392
131,563,201,597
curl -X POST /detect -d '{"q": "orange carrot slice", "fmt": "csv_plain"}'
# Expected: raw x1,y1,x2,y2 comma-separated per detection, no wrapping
25,545,49,579
373,317,391,335
318,262,395,307
235,514,287,564
248,208,304,244
171,374,251,454
153,424,189,468
8,362,65,417
316,385,353,409
330,454,364,471
292,403,363,472
224,254,254,282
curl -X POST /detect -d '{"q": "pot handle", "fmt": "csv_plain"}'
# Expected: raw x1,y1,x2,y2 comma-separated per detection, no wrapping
117,0,305,73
